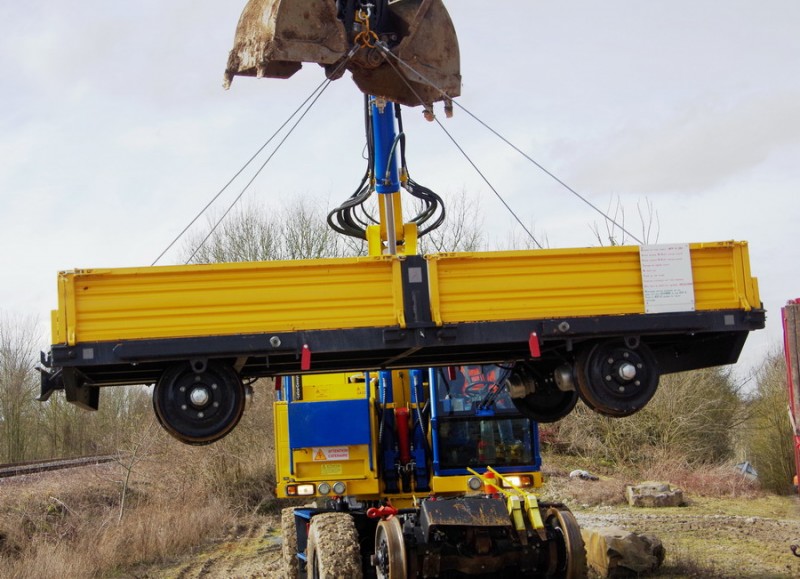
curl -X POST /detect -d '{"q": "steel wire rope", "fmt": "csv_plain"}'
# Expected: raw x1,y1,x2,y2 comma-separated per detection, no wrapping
376,45,543,249
152,47,360,265
376,45,644,245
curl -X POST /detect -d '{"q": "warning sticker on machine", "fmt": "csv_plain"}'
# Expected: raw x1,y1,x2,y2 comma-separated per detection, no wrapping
311,447,350,461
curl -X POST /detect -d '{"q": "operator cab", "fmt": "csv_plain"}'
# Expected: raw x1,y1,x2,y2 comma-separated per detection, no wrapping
431,365,540,477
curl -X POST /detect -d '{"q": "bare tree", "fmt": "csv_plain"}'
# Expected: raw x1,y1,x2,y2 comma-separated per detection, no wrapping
111,418,160,521
183,199,362,264
418,189,486,254
279,199,354,259
590,195,660,246
0,313,40,462
184,201,282,263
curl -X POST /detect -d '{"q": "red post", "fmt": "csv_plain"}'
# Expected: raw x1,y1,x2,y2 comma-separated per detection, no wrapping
782,299,800,492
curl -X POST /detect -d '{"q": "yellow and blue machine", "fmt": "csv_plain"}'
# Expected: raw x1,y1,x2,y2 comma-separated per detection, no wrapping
273,367,542,503
274,365,556,577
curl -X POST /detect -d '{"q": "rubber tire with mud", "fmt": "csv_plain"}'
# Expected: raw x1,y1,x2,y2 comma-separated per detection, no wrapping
280,507,301,579
306,512,363,579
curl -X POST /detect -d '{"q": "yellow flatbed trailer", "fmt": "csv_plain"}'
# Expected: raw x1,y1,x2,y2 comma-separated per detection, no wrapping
41,241,762,421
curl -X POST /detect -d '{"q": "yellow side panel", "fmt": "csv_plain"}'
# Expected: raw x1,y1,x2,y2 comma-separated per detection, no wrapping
293,445,374,480
428,241,759,324
55,256,400,345
53,242,759,346
300,373,366,402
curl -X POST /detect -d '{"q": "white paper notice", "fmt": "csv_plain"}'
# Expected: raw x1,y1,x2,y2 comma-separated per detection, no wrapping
639,244,695,314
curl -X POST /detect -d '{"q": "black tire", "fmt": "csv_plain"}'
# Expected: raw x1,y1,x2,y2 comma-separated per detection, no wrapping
306,513,363,579
153,361,245,445
280,507,301,579
509,364,579,423
575,340,660,417
512,387,578,423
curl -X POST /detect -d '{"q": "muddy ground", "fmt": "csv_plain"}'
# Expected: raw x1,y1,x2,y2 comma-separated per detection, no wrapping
133,493,800,579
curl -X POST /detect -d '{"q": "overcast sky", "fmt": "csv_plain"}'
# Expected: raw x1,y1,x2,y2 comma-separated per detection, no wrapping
1,1,798,383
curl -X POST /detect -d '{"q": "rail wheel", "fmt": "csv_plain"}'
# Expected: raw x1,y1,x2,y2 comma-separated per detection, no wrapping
575,340,659,417
306,513,363,579
280,507,300,579
545,506,587,579
153,360,245,445
508,364,579,423
374,516,407,579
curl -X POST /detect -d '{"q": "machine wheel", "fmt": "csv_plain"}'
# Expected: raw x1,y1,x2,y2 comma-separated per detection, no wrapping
545,506,587,579
575,340,660,417
509,364,579,423
374,516,407,579
280,507,300,579
153,360,245,445
306,513,363,579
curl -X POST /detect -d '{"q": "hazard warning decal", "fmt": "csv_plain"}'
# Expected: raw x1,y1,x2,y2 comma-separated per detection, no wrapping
311,446,350,461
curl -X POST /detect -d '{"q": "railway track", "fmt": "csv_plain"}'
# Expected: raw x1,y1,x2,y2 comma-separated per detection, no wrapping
0,455,115,479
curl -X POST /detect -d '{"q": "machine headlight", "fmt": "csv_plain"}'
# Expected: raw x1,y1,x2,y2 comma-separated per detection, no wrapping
287,484,315,496
332,481,347,495
467,476,483,491
318,482,332,495
499,475,533,489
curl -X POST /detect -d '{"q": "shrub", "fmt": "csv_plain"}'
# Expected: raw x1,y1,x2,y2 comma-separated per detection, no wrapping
550,367,742,467
741,352,795,494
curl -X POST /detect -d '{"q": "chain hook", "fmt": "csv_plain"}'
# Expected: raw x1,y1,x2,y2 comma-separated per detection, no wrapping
354,4,379,48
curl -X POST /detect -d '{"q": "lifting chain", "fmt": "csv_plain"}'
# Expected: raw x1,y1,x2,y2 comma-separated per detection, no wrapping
354,5,379,48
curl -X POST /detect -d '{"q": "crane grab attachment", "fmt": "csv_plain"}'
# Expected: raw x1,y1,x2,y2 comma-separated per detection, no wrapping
223,0,461,109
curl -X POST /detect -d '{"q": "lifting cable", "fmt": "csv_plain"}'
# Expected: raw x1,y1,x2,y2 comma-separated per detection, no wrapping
152,47,359,265
376,44,644,246
378,47,543,249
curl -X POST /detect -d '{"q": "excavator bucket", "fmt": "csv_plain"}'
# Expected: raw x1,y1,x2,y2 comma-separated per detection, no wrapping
224,0,461,109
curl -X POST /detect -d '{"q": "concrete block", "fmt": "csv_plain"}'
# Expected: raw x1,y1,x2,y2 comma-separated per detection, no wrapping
582,525,665,577
626,481,685,507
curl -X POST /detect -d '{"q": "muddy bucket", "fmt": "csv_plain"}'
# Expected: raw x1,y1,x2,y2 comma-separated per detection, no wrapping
224,0,461,108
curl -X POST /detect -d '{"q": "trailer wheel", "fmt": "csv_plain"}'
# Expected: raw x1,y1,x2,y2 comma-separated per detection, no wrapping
545,507,587,579
508,364,579,423
153,361,245,445
280,507,301,579
575,340,659,417
374,516,407,579
306,513,363,579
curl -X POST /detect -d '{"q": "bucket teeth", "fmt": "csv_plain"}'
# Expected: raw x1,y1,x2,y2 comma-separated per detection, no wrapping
224,0,461,108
